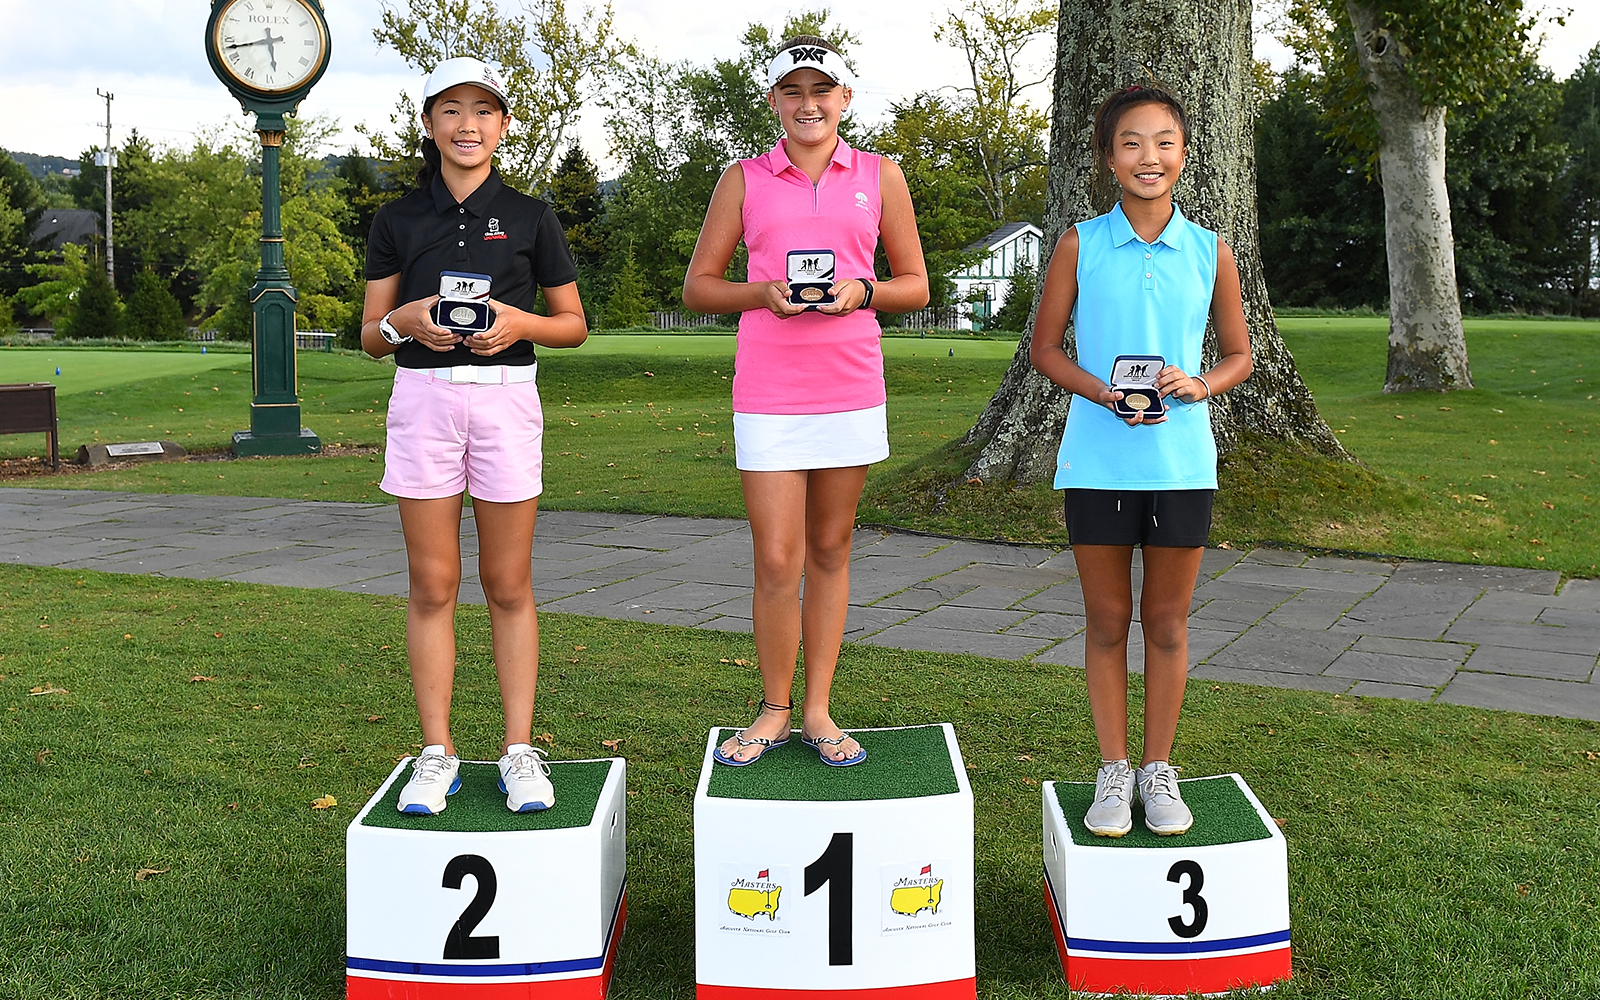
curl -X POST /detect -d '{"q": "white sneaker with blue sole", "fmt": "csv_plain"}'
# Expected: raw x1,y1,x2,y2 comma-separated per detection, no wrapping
397,744,461,815
498,743,555,812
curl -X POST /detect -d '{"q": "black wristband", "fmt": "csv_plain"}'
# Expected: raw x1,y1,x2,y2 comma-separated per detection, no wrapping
858,277,874,309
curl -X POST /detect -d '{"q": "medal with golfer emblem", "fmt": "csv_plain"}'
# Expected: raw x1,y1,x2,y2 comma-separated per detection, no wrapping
787,249,838,307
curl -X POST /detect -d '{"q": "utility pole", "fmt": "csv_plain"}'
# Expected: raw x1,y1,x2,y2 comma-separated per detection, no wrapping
96,89,114,280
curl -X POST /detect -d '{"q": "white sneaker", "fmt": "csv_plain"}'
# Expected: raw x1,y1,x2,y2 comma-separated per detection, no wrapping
1084,759,1135,837
1137,761,1194,835
397,745,461,815
498,743,555,813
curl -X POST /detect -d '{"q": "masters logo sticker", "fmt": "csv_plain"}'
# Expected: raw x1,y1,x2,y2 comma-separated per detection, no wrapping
718,864,792,936
881,860,954,936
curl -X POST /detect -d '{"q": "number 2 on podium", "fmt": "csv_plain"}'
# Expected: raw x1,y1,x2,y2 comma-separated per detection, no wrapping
804,832,853,966
443,854,501,959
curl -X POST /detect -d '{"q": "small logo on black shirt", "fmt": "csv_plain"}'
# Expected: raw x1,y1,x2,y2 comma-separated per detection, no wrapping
484,217,507,241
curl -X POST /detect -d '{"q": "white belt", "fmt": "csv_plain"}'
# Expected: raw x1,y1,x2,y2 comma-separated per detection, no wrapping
419,363,537,385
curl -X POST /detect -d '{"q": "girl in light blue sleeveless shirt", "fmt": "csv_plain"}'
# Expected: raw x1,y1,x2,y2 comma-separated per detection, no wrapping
1030,86,1254,839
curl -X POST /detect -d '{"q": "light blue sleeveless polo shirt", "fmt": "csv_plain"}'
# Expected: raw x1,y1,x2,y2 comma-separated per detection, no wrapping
1053,202,1220,491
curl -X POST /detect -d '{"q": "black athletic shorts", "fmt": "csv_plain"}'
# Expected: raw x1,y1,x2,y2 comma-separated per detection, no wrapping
1063,489,1215,547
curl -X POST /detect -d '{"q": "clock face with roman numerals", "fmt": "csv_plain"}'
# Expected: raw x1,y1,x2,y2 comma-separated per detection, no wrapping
211,0,328,95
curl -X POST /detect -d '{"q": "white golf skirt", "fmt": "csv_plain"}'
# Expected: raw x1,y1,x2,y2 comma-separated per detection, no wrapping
733,403,889,472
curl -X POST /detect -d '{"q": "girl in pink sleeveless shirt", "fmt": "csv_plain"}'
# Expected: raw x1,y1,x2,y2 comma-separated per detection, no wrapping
684,35,929,768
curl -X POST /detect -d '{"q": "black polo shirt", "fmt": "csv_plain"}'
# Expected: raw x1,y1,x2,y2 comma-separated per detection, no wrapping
365,167,578,368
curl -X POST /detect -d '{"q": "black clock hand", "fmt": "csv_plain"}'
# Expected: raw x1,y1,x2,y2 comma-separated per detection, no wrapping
225,37,270,49
265,30,284,70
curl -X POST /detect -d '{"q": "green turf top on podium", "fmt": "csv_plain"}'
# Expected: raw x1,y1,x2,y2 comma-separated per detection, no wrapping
704,723,962,801
358,759,615,833
1052,774,1273,849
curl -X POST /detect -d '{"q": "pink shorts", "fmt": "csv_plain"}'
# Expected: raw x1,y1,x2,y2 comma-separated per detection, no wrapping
380,366,544,503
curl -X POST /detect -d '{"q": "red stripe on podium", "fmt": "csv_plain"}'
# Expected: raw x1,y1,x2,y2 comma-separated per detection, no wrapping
1043,878,1290,995
696,978,976,1000
347,894,626,1000
1041,877,1071,975
1065,949,1291,995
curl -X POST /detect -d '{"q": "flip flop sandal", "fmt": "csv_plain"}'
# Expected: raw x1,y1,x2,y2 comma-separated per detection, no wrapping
802,731,867,768
712,699,792,767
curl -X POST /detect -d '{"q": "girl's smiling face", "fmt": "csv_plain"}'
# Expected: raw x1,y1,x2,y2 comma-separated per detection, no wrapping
1108,101,1187,202
767,68,851,146
424,83,510,172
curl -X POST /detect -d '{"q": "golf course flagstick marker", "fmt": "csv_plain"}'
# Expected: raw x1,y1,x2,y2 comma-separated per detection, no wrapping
346,756,627,999
1042,774,1291,998
693,723,976,999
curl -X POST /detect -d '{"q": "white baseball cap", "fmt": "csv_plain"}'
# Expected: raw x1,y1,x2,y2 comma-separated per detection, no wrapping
766,43,854,89
423,57,512,108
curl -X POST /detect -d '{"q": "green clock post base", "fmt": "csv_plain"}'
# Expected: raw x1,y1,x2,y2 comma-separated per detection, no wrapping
232,428,322,457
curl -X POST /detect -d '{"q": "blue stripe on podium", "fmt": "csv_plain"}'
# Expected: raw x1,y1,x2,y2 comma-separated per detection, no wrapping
346,954,606,977
1066,929,1291,955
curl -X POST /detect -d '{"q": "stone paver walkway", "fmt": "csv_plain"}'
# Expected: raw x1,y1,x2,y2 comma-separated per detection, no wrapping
3,488,1598,722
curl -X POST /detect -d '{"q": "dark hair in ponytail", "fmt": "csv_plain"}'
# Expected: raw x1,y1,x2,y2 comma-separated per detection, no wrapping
417,95,444,187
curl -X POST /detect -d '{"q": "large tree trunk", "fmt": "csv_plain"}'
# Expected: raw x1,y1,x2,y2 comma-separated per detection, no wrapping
960,0,1344,486
1345,1,1473,393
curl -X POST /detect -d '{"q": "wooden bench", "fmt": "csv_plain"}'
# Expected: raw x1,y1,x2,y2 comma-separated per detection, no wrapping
0,383,60,471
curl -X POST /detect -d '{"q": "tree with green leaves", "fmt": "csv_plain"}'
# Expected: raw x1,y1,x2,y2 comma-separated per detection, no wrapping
867,2,1050,309
15,242,90,329
871,94,999,307
371,0,619,192
0,151,46,300
605,241,651,329
933,0,1054,224
1445,52,1570,314
186,119,360,338
125,268,186,341
66,262,122,339
1255,69,1388,308
547,143,608,324
1560,43,1600,313
986,253,1038,332
1283,0,1537,391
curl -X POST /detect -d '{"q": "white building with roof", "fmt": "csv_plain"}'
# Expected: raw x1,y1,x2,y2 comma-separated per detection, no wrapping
949,221,1043,330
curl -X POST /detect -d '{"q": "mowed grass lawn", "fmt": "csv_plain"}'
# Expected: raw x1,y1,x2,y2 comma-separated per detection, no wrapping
1,319,1595,573
3,564,1598,999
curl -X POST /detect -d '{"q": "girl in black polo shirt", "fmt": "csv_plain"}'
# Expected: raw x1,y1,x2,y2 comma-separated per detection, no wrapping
360,57,587,816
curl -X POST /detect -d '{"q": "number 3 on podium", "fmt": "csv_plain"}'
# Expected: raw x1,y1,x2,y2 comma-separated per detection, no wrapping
1167,859,1208,938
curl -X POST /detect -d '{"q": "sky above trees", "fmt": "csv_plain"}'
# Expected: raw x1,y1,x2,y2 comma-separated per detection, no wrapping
2,0,1592,170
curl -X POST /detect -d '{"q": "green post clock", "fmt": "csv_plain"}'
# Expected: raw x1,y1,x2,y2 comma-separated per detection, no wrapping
205,0,331,456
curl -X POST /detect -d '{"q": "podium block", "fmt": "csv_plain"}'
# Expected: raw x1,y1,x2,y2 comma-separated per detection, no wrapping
346,757,627,999
1042,775,1290,998
694,723,975,1000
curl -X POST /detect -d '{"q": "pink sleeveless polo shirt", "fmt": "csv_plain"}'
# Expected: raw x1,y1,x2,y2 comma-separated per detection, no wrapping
734,138,884,415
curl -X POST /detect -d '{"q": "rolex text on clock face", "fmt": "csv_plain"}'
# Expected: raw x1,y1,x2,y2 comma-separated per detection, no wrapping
216,0,327,94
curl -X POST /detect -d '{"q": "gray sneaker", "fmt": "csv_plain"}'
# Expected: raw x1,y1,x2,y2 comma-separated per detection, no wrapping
1084,760,1135,837
1137,761,1194,835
